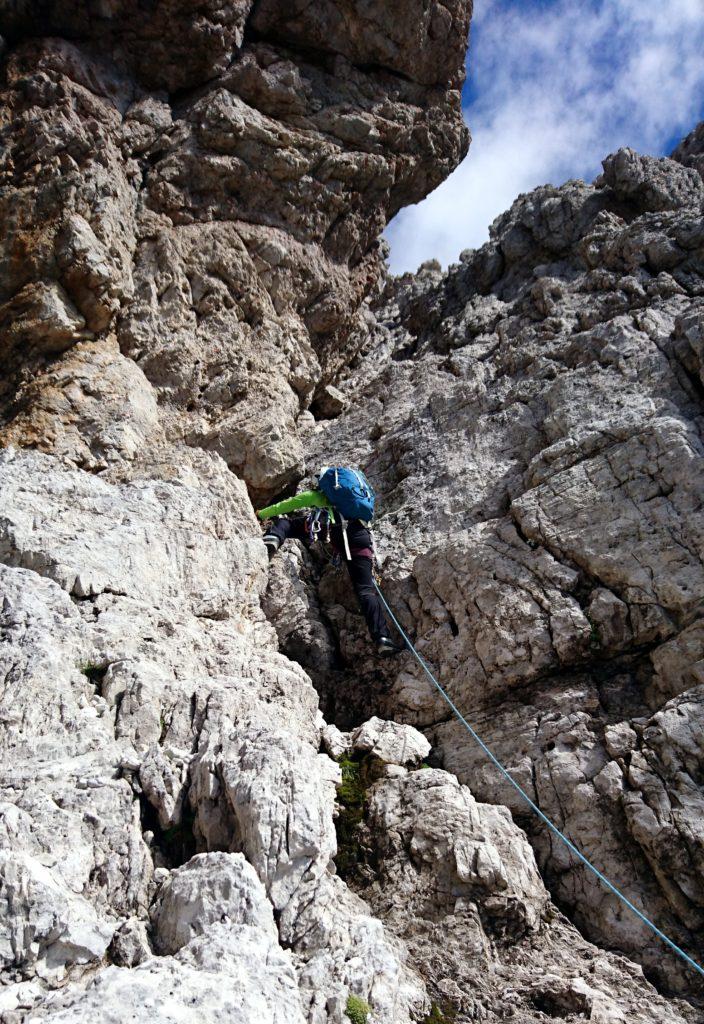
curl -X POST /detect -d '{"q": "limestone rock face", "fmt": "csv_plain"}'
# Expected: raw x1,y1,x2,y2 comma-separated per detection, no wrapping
150,852,275,954
0,444,425,1022
2,0,704,1020
357,767,693,1023
26,922,307,1024
671,122,704,183
350,717,431,766
0,3,470,1021
0,0,469,502
307,132,704,1006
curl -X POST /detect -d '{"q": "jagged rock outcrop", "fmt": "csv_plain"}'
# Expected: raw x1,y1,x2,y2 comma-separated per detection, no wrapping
671,121,704,183
297,126,704,1008
2,1,704,1022
0,3,470,1021
0,0,468,501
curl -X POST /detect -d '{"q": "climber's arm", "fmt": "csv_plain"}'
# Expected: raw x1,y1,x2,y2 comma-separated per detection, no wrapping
257,489,332,520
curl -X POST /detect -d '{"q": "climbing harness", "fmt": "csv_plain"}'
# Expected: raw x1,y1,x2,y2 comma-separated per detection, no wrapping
372,579,704,982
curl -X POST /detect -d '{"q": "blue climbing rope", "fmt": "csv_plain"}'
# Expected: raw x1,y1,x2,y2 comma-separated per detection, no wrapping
372,579,704,982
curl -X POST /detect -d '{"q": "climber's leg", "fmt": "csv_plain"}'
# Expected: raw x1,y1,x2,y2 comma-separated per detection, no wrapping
345,554,398,651
262,516,308,558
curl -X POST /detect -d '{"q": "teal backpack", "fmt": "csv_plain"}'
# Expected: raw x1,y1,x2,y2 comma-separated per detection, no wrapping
318,467,376,522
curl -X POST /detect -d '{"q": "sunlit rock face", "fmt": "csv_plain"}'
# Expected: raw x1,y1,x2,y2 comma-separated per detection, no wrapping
1,0,704,1021
299,127,704,1006
0,3,467,1022
0,0,469,502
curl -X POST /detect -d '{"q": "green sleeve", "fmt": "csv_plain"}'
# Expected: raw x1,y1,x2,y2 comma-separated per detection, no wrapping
257,489,332,520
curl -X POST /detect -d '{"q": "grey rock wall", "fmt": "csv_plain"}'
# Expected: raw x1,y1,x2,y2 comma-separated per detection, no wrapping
304,128,704,1009
1,1,703,1022
0,0,469,503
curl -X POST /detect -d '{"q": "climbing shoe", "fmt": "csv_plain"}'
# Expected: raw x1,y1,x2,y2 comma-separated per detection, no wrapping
263,534,281,560
376,636,404,657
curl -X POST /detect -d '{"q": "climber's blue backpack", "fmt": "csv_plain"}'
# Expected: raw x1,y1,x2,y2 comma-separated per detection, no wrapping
318,466,376,522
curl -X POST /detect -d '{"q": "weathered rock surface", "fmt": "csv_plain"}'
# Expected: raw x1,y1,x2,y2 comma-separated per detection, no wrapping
2,0,704,1021
324,716,432,766
0,3,470,1020
358,767,695,1023
672,121,704,183
26,921,306,1024
0,0,469,502
0,443,427,1022
303,127,704,1007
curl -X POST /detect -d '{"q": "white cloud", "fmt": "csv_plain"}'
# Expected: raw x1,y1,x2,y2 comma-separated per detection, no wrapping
386,0,704,274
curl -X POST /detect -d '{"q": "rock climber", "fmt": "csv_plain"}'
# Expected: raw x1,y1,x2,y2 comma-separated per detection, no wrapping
257,466,403,657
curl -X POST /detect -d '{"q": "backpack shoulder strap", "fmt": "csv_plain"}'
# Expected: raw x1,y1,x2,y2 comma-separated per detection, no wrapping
339,514,352,561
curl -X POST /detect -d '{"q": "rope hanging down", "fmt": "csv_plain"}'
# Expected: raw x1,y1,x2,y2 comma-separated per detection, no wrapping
372,579,704,982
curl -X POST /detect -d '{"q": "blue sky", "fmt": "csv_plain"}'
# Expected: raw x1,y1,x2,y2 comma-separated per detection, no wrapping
386,0,704,273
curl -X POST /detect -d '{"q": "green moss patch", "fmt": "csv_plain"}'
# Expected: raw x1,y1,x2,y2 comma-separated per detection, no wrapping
335,756,368,881
421,1002,457,1024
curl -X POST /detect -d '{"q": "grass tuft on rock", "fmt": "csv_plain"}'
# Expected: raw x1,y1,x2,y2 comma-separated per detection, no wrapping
346,994,371,1023
80,662,106,682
